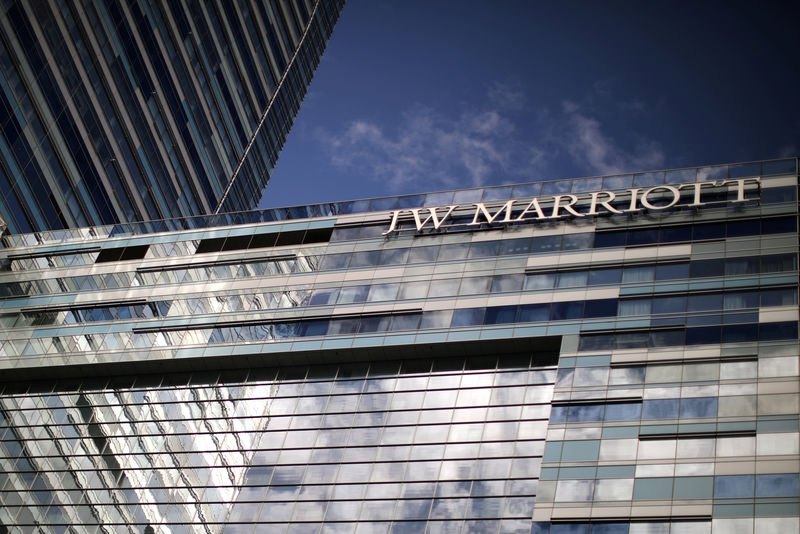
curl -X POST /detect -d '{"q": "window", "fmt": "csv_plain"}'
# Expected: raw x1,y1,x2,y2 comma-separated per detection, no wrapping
518,304,550,323
756,474,800,497
468,241,500,258
655,263,689,280
451,308,485,327
557,271,588,288
605,402,642,421
560,440,600,462
337,285,369,304
583,299,618,318
715,475,754,498
95,244,149,262
555,479,594,501
622,265,654,283
484,306,517,324
551,302,583,320
525,273,556,290
653,296,686,314
642,399,679,420
588,267,622,285
633,478,673,500
490,274,524,293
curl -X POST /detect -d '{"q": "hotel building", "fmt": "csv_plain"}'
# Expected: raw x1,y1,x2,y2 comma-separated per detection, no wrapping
0,159,797,533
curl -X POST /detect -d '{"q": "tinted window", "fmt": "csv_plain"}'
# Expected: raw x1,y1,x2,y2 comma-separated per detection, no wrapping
588,268,621,286
578,334,614,351
653,296,686,314
627,229,658,245
451,308,485,327
378,248,409,265
605,402,642,421
762,186,797,203
759,322,798,341
762,217,796,234
715,475,754,498
642,399,679,419
615,332,649,349
525,274,555,290
407,246,439,264
309,288,339,306
649,330,684,347
761,253,797,273
438,243,470,260
756,474,800,497
685,326,722,345
724,257,759,275
655,263,689,280
531,236,561,252
622,266,654,283
498,238,531,256
491,275,524,293
348,250,380,268
320,254,349,270
518,304,550,323
562,233,593,250
583,299,618,318
557,271,587,288
568,404,603,422
726,220,754,236
680,397,717,418
760,288,797,307
688,293,723,311
660,225,692,242
690,259,723,278
594,232,625,248
484,306,517,324
468,240,500,258
692,223,724,240
337,286,369,304
551,302,583,320
722,324,758,343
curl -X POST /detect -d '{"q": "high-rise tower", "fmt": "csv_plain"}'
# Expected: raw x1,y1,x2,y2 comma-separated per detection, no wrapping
0,0,345,233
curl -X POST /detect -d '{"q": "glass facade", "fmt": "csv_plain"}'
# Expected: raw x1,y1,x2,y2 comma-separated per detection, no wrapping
0,159,797,532
0,0,345,233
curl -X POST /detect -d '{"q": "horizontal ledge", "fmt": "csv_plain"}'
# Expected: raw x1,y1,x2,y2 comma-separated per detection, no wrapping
22,298,149,314
551,397,643,406
332,221,385,228
525,258,689,274
136,254,296,272
0,335,563,386
131,308,425,334
550,516,713,523
610,354,759,367
638,430,756,440
582,325,683,336
7,246,102,260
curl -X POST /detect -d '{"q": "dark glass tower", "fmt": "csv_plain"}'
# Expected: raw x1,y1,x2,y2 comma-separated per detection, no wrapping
0,0,345,233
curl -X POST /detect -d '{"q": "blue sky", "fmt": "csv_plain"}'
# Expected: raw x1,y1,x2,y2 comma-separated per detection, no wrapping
260,1,800,208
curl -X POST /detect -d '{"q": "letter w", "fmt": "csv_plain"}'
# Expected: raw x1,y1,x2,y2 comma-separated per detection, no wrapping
410,205,458,231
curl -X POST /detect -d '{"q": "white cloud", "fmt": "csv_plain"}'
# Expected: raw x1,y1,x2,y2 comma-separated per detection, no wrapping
319,103,535,191
777,143,797,158
318,83,666,191
560,103,665,175
487,81,526,110
561,100,579,114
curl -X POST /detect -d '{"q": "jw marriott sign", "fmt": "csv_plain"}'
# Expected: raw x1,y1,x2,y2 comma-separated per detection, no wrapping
383,177,761,235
